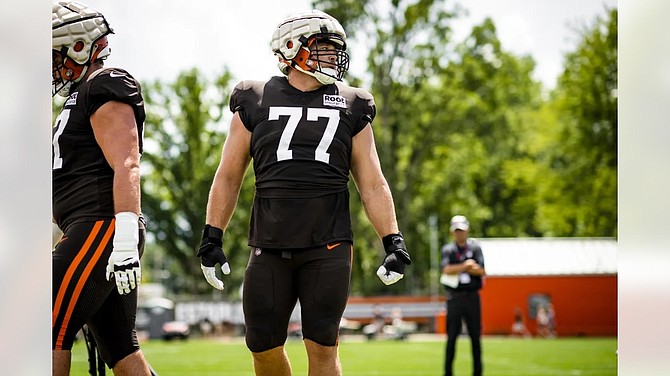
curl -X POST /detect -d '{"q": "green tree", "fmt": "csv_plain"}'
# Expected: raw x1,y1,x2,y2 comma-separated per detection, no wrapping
405,18,542,295
317,0,542,294
135,3,616,298
433,19,542,237
141,68,254,297
536,7,617,237
315,0,462,295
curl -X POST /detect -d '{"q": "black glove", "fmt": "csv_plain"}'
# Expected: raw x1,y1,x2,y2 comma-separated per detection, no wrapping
376,232,412,285
197,224,230,290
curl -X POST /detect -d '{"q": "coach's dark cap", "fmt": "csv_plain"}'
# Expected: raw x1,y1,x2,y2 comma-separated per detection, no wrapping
450,215,470,231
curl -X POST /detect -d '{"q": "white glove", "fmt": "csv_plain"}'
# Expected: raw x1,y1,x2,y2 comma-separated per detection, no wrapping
377,233,412,285
106,212,141,295
376,263,405,285
197,225,230,290
201,263,231,291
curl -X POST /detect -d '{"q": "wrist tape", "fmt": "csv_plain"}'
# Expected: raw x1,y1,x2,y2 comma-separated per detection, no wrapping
114,212,139,251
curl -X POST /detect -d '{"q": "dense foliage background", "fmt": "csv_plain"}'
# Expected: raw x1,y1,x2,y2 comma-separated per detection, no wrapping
131,2,617,298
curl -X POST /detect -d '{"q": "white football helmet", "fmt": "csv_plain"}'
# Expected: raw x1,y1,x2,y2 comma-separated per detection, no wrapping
271,10,350,85
52,1,113,96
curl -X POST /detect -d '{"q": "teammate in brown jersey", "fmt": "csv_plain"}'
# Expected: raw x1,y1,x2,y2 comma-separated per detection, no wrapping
196,10,411,376
52,2,152,375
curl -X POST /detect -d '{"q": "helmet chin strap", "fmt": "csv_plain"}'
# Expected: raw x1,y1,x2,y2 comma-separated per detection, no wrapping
292,64,337,85
320,67,338,78
298,57,338,85
314,68,338,85
55,61,90,97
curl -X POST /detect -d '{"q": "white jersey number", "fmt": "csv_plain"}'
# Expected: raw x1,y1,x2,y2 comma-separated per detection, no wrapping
52,109,70,170
269,106,340,164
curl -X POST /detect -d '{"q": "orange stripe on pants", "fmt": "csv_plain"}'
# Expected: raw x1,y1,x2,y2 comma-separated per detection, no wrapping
52,221,103,329
53,220,114,350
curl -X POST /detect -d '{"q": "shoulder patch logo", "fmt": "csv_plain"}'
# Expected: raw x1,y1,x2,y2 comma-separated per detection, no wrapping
65,92,78,106
323,94,347,109
109,71,125,78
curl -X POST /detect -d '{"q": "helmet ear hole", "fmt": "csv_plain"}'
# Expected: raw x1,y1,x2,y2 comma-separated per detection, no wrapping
286,41,293,49
73,41,84,52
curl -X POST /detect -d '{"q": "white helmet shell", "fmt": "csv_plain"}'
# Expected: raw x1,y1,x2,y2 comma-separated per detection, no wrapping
52,1,113,96
52,1,112,65
271,10,349,85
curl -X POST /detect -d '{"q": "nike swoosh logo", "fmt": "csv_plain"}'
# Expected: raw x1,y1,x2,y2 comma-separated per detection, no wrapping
326,243,341,250
109,71,125,78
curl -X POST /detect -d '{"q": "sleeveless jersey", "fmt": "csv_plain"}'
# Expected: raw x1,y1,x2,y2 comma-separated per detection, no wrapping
230,76,375,248
52,68,145,231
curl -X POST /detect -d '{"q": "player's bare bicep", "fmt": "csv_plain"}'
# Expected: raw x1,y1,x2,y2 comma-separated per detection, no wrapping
220,112,252,175
91,101,139,170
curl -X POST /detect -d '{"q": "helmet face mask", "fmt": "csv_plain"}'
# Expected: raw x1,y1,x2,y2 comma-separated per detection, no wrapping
299,35,349,84
271,10,350,85
52,1,113,96
52,49,69,97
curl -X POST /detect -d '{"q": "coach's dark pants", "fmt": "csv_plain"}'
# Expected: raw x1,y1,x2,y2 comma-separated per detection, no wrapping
444,290,482,376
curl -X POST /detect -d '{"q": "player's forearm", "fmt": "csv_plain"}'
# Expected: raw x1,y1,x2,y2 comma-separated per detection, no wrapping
350,126,399,238
468,267,486,277
205,172,243,231
359,180,399,238
113,164,141,214
443,264,468,275
205,112,250,231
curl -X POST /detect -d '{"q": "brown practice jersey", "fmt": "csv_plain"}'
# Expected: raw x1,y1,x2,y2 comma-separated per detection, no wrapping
52,68,145,231
230,76,375,248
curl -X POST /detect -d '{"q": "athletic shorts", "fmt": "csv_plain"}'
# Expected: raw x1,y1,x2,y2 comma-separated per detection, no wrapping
52,217,145,368
243,242,353,352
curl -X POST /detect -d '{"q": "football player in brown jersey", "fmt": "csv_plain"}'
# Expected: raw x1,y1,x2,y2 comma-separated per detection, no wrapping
52,2,152,375
197,10,411,376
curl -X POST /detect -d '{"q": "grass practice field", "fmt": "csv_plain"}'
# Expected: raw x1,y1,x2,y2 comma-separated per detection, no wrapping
70,335,617,376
